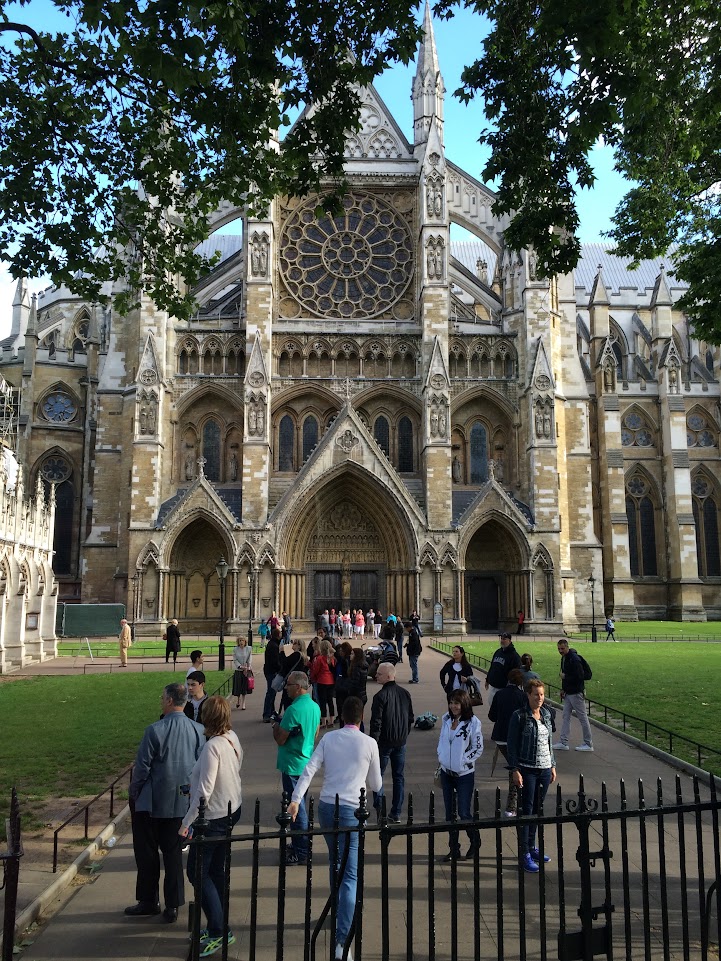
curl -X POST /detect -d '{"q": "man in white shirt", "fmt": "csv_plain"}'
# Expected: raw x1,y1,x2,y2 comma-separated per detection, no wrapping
288,697,382,961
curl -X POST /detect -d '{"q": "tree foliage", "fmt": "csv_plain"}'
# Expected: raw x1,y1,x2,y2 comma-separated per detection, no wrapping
0,0,421,317
441,0,721,339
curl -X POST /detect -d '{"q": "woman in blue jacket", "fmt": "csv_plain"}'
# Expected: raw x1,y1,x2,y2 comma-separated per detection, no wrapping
506,679,556,873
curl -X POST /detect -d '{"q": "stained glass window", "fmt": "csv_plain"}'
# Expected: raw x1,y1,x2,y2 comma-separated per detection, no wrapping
303,416,318,463
202,419,221,481
374,417,390,457
398,417,413,472
279,415,295,471
626,476,657,576
470,422,488,484
692,476,721,577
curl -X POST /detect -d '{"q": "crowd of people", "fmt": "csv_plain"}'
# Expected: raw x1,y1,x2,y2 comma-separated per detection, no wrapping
124,626,594,959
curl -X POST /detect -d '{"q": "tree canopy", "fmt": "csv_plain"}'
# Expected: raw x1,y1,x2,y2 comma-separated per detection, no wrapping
1,0,720,337
0,0,421,317
444,0,721,340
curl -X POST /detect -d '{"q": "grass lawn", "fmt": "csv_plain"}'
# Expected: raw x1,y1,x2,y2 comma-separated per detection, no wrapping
448,640,721,774
0,670,228,838
56,637,225,657
567,620,721,640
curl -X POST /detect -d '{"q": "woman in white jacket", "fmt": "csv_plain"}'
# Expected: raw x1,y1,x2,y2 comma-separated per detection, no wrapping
180,696,242,958
436,689,484,861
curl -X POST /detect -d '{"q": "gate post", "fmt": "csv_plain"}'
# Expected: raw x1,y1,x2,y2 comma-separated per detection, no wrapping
2,789,23,961
559,776,614,961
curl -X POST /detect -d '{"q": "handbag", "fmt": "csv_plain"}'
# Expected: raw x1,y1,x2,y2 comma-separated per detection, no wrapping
464,675,484,706
271,672,285,692
246,669,255,693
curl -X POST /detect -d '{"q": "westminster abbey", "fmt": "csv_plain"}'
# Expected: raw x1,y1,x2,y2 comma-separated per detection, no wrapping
1,5,719,651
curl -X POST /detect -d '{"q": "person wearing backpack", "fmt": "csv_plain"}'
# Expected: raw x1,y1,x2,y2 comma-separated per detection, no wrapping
605,617,616,642
553,640,593,752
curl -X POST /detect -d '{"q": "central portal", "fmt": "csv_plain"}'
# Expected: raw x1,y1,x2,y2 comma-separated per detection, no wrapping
312,568,382,623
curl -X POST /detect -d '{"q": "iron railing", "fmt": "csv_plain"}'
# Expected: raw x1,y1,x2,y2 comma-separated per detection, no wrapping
1,789,22,961
433,641,721,774
186,774,721,961
52,764,133,872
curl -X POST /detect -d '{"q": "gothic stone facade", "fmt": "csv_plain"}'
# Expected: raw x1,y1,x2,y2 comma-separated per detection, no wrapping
1,11,720,633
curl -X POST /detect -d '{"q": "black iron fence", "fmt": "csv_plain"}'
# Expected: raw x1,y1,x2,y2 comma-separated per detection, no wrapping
1,789,22,961
186,774,721,961
433,641,721,775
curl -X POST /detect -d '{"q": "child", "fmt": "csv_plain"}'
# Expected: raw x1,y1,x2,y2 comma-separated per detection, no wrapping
257,618,270,647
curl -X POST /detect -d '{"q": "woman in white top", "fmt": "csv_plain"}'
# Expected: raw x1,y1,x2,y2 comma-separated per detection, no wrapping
180,696,242,954
232,636,253,709
436,689,484,861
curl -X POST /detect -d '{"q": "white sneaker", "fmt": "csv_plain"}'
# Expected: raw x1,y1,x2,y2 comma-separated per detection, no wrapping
335,944,353,961
575,744,594,752
553,743,569,751
503,810,517,818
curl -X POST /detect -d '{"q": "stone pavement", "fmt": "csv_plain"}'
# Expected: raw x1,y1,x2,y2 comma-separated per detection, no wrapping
8,644,719,961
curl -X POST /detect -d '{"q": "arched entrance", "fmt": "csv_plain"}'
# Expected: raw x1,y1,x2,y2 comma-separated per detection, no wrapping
464,518,528,631
165,517,232,626
278,466,417,623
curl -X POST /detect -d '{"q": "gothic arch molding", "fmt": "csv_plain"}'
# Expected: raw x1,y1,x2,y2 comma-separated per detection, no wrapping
160,507,235,569
459,508,531,570
450,383,517,421
175,382,244,418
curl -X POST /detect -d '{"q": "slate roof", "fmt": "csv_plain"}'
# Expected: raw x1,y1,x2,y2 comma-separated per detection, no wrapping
575,244,688,295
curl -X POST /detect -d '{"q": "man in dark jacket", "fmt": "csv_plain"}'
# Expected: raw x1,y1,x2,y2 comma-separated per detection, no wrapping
488,668,527,816
263,629,282,721
370,663,414,822
485,633,522,705
553,639,593,752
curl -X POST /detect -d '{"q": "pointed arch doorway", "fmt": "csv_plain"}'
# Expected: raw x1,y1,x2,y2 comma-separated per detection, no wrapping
278,466,416,624
464,518,528,631
164,517,232,627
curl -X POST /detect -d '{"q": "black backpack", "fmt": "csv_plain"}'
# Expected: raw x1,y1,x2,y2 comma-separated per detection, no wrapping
578,654,592,681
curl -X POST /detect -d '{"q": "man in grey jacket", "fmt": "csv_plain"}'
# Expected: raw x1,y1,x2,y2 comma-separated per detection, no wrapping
125,682,205,922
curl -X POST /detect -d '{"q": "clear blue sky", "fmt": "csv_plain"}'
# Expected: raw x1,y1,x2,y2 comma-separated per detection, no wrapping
0,2,628,337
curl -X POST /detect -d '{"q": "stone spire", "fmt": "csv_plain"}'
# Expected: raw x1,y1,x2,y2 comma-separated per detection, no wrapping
9,277,30,342
413,0,445,147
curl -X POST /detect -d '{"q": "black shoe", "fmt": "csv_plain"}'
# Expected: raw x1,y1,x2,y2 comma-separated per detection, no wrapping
441,850,461,862
464,844,481,860
125,902,161,916
163,907,178,923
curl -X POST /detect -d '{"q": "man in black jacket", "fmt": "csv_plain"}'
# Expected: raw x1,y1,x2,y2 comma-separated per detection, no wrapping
553,640,594,752
370,663,414,822
263,629,282,722
405,623,422,683
485,633,522,706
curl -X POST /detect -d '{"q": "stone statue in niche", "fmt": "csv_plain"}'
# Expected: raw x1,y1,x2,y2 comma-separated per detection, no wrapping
250,232,269,277
426,176,443,218
438,410,447,438
139,404,148,434
430,409,439,437
543,410,552,439
535,406,544,438
528,247,538,282
147,398,157,434
452,456,462,483
228,452,238,481
256,404,265,433
603,364,615,393
494,456,504,482
248,406,257,435
668,365,679,394
185,450,195,481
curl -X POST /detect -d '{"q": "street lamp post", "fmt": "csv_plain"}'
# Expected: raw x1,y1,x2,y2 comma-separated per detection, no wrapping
131,571,140,641
247,572,254,648
588,574,597,643
216,556,229,670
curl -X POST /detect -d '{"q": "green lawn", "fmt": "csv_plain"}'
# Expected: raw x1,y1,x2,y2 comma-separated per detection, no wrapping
448,641,721,774
56,638,225,658
0,670,229,838
567,620,721,640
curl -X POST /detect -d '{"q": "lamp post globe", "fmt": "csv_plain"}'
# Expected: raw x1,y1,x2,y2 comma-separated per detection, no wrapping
216,556,229,670
588,574,598,643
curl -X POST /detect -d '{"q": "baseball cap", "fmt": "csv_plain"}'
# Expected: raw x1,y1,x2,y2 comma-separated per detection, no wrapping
500,632,512,639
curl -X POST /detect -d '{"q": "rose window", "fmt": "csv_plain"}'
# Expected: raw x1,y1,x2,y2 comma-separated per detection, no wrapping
40,456,71,482
687,412,717,448
621,411,654,447
41,391,77,423
279,192,414,319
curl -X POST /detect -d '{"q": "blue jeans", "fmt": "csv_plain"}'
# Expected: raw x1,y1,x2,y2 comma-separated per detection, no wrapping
263,677,277,719
187,808,241,938
408,655,419,683
318,801,359,947
519,766,552,855
373,743,406,820
440,770,478,854
281,772,308,859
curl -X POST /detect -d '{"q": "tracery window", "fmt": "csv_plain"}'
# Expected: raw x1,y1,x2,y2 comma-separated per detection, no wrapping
40,391,77,424
469,422,488,484
202,419,221,480
398,417,414,472
687,411,717,448
279,415,295,471
374,416,390,457
40,456,73,575
621,411,654,447
625,474,658,576
692,475,721,576
302,416,318,463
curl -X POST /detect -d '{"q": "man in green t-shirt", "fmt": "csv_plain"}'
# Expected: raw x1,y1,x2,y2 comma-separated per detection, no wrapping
273,671,321,864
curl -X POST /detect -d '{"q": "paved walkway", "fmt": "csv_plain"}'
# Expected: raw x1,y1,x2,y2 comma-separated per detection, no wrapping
8,645,719,960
